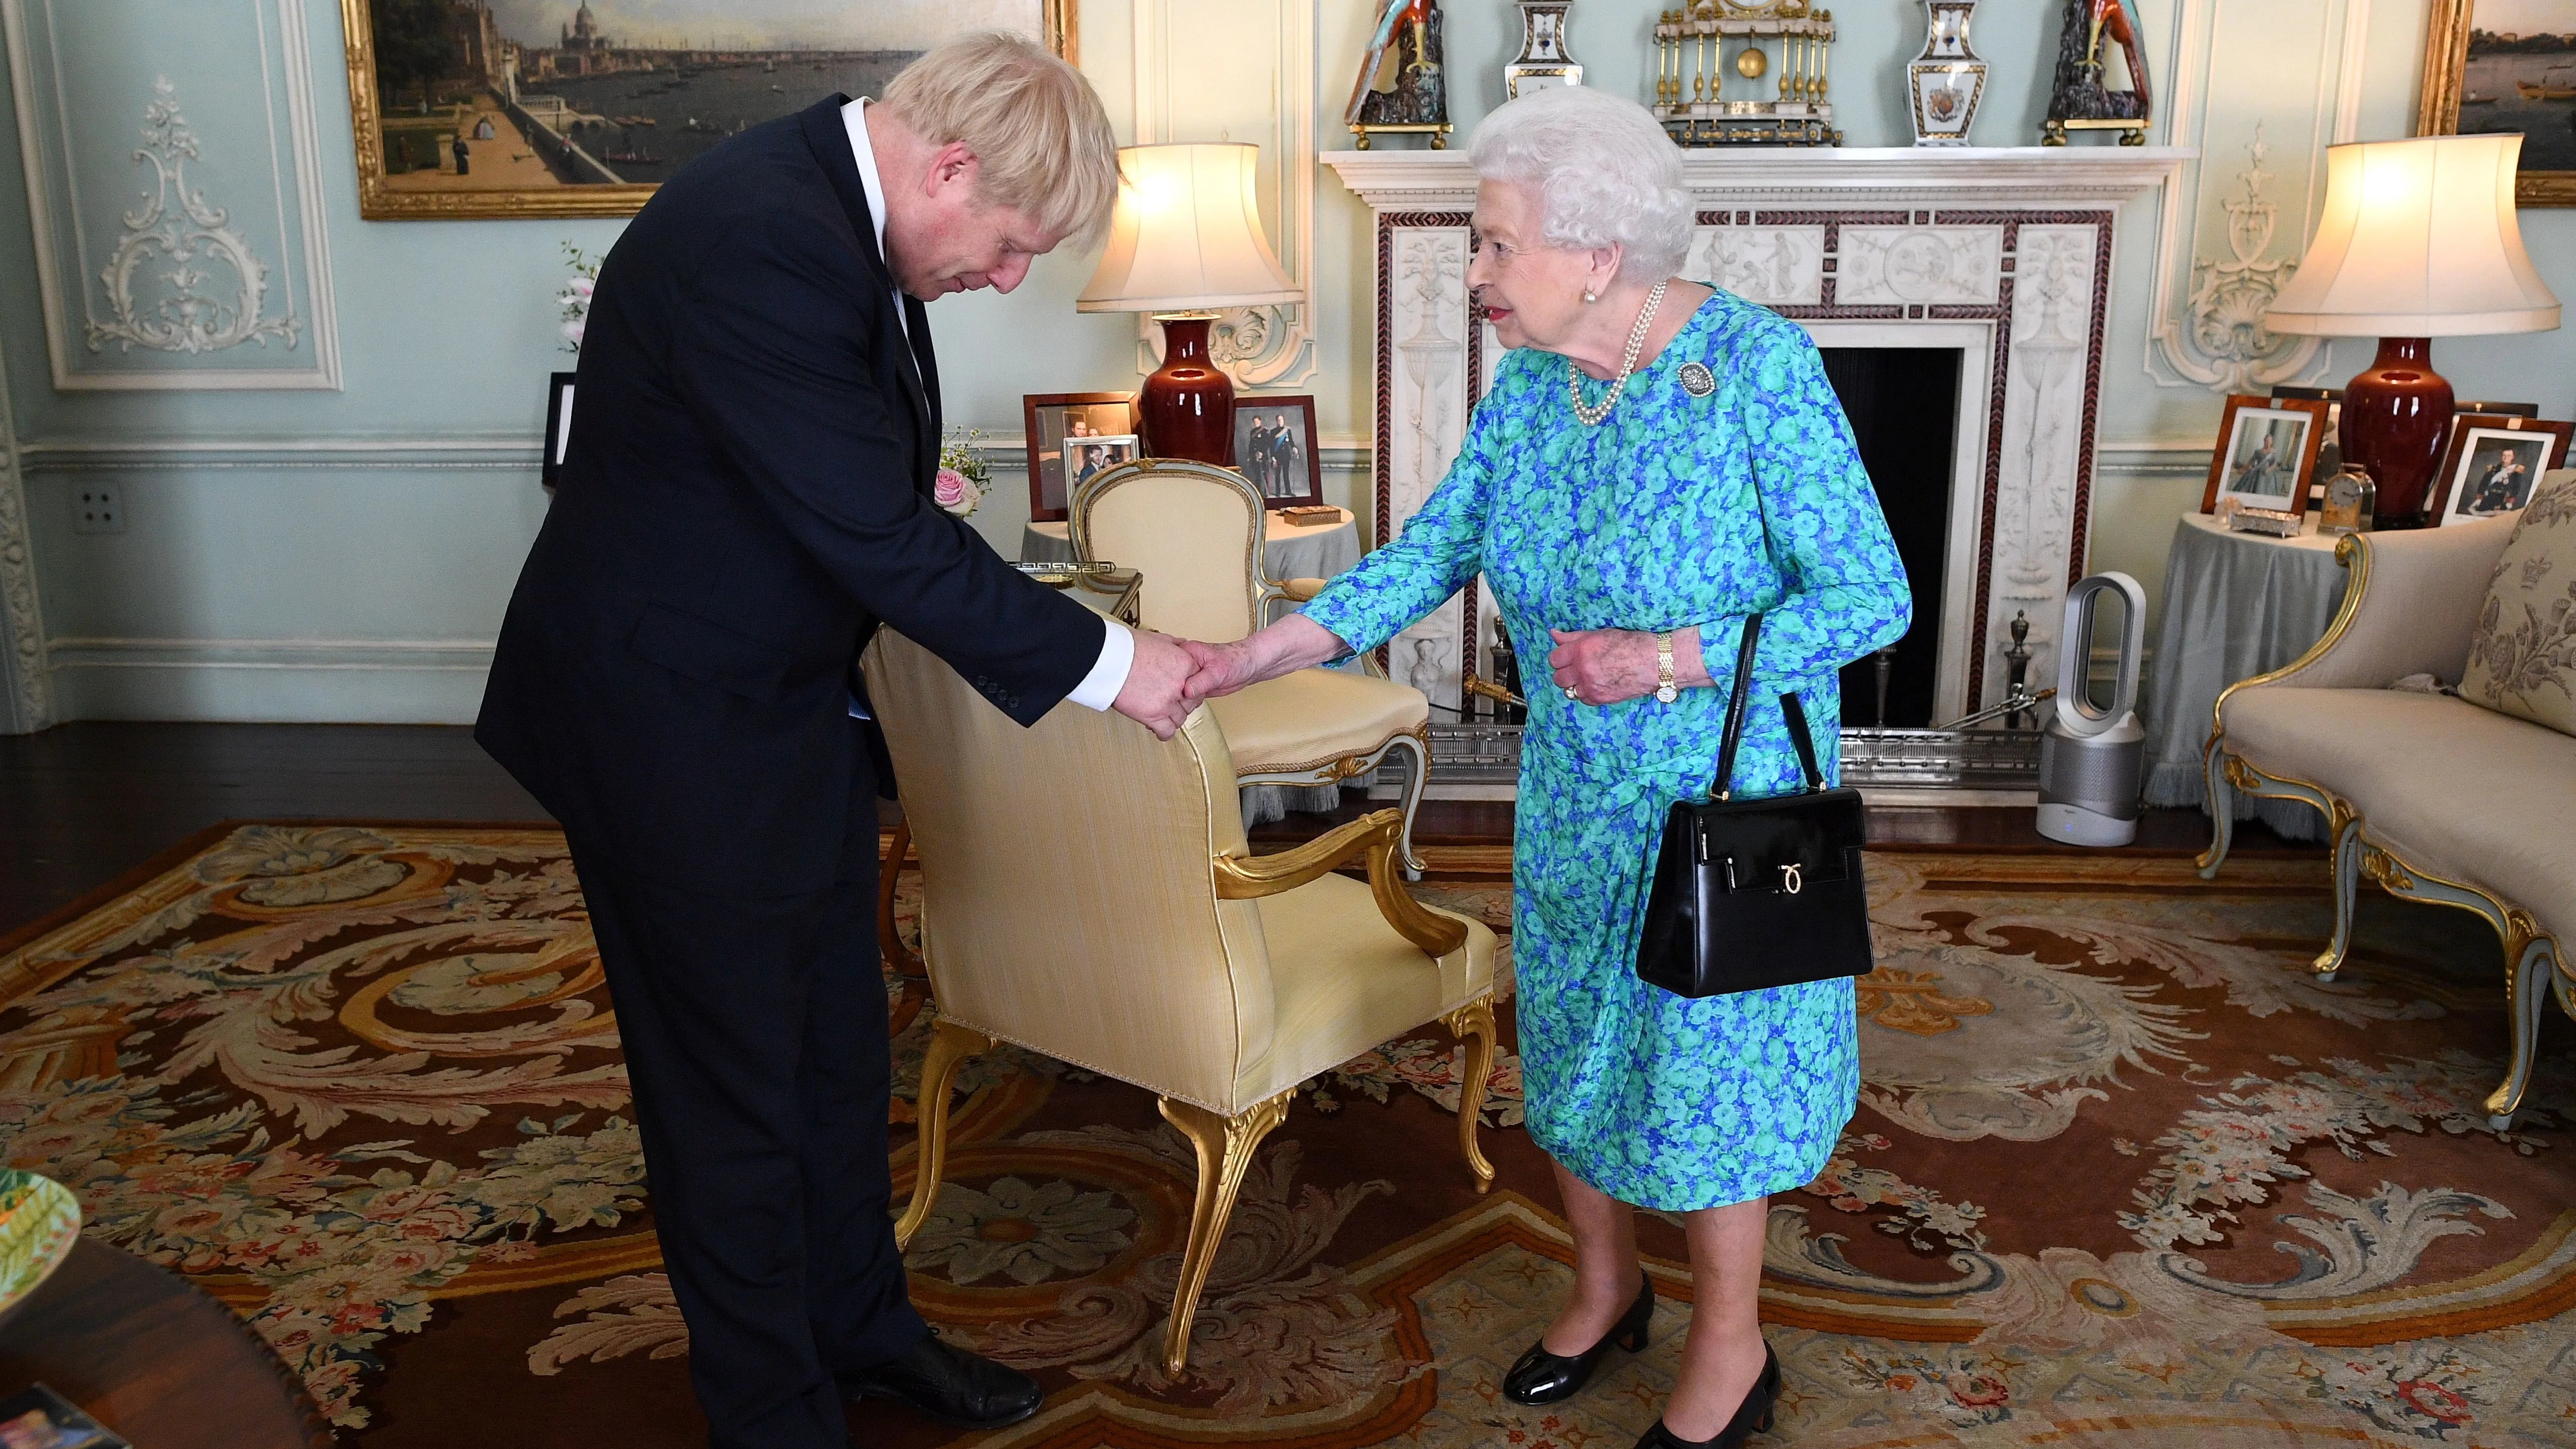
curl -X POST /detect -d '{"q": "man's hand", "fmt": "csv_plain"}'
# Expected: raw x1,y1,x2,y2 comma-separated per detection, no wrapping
1549,626,1707,705
1114,630,1200,740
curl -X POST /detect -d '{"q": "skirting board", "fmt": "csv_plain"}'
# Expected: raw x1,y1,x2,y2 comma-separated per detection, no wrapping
45,638,492,724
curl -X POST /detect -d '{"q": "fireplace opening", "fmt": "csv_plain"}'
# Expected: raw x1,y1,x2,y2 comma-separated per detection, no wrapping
1819,347,1960,729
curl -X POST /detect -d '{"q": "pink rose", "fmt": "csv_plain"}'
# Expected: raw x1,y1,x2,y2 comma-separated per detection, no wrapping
569,276,595,299
934,468,980,515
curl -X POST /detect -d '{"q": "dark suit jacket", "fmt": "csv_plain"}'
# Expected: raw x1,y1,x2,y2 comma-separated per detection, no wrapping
478,95,1105,897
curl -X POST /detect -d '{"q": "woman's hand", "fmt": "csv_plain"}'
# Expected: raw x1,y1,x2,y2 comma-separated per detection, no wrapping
1181,615,1350,700
1548,626,1710,705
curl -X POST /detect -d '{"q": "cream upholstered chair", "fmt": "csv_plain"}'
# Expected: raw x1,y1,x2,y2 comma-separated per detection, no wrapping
1070,457,1433,875
861,625,1498,1375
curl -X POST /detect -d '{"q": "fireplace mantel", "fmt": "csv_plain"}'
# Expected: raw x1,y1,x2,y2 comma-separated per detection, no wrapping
1325,145,2188,730
1324,147,2191,210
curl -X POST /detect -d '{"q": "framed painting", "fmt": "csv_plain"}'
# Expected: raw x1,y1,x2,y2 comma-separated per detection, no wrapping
341,0,1076,219
1230,395,1324,509
2201,394,2330,517
2428,414,2572,523
1022,392,1136,521
2419,0,2576,206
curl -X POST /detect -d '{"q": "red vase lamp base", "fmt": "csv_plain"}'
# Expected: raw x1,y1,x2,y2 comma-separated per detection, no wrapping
1138,313,1235,466
2339,337,2454,525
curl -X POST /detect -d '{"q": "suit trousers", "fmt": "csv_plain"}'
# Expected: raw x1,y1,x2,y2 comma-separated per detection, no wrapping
570,835,927,1449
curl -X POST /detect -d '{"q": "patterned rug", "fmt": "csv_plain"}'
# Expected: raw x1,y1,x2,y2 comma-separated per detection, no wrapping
2,825,2572,1447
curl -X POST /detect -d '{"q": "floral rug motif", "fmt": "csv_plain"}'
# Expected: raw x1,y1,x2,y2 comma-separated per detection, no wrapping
3,826,2573,1447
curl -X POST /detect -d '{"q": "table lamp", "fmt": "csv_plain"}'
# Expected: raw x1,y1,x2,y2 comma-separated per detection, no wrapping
2264,134,2560,523
1077,143,1302,464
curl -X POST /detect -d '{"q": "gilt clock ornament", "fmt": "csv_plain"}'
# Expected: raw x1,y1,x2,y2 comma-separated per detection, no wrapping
1907,0,1985,145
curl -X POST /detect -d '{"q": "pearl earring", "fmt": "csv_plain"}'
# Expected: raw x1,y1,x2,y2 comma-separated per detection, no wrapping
1582,289,1597,303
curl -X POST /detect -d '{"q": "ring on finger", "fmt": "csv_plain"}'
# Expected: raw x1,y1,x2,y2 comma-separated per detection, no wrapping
1562,685,1581,701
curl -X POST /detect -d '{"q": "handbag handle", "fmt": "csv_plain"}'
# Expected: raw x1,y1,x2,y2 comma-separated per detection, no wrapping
1710,613,1826,802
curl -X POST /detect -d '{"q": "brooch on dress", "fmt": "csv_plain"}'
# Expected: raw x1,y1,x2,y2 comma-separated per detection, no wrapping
1678,362,1716,397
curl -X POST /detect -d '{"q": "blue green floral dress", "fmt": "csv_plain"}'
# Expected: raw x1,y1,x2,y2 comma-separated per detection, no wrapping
1304,291,1910,1212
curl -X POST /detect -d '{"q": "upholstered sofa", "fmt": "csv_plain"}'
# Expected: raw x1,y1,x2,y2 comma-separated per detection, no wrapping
2199,507,2574,1129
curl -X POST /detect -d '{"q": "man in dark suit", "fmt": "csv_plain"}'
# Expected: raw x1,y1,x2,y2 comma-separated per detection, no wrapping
477,34,1194,1448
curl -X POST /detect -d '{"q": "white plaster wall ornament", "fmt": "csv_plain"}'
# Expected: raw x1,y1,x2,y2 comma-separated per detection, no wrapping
86,78,300,359
0,328,50,733
2165,127,2323,394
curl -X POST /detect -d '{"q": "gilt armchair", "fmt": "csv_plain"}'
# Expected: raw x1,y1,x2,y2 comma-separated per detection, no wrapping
860,625,1498,1375
1071,457,1433,875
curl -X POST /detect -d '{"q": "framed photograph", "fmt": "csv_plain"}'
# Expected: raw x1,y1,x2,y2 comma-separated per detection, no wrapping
1022,392,1136,521
2202,394,2331,516
1231,395,1324,508
340,0,1076,220
2419,0,2576,207
0,1384,130,1449
542,371,576,487
2428,414,2573,524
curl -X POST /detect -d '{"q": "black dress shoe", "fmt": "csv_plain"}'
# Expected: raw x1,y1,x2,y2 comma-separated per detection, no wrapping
1502,1269,1656,1406
1633,1342,1781,1448
843,1327,1042,1430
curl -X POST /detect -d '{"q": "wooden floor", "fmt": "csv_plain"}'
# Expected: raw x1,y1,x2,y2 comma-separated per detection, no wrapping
0,722,2316,940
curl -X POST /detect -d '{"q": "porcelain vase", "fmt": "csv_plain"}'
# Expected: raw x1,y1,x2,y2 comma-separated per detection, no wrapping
1908,0,1986,146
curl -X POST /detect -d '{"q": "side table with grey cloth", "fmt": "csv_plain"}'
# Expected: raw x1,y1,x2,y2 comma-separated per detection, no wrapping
2139,512,2350,842
1024,509,1372,829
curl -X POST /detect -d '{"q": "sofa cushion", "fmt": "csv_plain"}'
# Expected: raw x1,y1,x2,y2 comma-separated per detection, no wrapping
2460,469,2576,736
2225,685,2576,947
1209,668,1428,775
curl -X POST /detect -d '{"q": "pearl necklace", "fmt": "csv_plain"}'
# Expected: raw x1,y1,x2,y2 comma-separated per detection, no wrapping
1566,279,1669,427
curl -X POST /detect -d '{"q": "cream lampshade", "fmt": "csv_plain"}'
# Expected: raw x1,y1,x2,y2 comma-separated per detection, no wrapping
1078,143,1301,464
2265,134,2561,521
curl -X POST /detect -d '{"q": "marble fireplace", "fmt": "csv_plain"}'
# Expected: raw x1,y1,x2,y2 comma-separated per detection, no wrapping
1322,148,2186,752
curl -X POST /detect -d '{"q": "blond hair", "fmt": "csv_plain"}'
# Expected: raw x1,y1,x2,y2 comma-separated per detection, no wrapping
882,32,1118,247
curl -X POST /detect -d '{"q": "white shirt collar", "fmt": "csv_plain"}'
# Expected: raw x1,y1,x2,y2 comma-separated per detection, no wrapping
839,97,891,261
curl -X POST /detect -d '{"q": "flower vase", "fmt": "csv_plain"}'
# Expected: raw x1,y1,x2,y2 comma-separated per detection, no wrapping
1908,0,1986,146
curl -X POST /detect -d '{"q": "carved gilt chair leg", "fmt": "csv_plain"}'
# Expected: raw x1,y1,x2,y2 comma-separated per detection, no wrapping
1442,997,1497,1193
878,818,926,980
2485,924,2557,1132
1389,728,1430,880
893,1019,994,1249
2314,805,2363,980
1156,1090,1294,1377
2195,741,2236,879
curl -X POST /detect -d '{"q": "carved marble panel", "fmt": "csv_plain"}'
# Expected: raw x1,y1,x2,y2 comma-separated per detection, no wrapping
3,0,339,390
1682,226,1825,307
1838,225,2004,307
1983,223,2101,705
1382,226,1472,713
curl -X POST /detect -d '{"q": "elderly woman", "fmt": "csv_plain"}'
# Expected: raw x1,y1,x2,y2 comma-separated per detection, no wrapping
1185,86,1907,1448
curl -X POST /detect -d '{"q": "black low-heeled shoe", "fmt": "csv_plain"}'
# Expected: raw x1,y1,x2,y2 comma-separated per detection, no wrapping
1502,1269,1655,1406
1633,1342,1782,1448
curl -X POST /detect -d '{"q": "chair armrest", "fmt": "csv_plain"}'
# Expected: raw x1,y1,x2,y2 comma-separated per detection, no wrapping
2214,517,2516,740
1213,809,1468,957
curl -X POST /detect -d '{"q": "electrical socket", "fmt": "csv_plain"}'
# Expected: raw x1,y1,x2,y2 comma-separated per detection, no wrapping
73,484,125,534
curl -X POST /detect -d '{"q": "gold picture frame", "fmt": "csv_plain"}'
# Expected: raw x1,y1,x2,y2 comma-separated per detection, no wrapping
341,0,1077,221
2418,0,2576,207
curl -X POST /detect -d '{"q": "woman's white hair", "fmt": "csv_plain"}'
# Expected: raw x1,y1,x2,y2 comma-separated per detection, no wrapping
1469,86,1693,283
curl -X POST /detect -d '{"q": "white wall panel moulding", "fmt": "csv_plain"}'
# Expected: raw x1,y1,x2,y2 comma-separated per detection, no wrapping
3,0,340,391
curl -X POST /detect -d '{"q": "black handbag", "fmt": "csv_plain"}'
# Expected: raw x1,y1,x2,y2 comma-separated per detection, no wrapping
1634,614,1876,998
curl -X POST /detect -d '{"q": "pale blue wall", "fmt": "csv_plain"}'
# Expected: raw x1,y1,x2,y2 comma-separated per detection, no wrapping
1,0,2569,727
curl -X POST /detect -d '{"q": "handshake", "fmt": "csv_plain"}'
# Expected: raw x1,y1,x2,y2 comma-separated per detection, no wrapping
1109,631,1261,740
1105,617,1357,740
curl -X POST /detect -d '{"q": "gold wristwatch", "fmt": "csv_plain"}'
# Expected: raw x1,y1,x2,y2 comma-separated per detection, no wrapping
1654,631,1678,703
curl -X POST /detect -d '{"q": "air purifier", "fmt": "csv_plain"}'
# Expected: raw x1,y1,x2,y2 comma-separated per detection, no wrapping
2036,572,2146,847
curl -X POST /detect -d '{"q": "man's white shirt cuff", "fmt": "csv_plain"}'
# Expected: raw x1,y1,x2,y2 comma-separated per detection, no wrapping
1066,620,1135,712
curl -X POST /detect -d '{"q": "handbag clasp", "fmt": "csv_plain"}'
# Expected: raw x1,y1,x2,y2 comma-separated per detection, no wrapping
1780,862,1803,895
